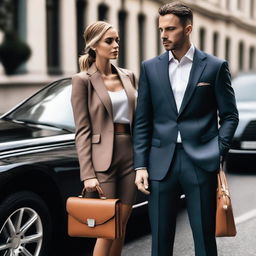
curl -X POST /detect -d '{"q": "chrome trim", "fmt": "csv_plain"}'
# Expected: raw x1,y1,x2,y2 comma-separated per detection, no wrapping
229,149,256,154
0,143,73,160
132,195,185,209
132,201,148,209
241,141,256,150
0,134,75,152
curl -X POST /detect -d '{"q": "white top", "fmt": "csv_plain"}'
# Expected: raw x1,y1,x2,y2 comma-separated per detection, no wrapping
168,44,195,142
108,89,130,124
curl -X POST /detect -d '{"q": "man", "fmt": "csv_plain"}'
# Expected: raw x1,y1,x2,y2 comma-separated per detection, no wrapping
133,2,238,256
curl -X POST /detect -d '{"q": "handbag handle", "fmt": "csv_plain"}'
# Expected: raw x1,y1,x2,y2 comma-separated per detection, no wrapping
81,185,107,200
217,161,230,207
219,155,229,190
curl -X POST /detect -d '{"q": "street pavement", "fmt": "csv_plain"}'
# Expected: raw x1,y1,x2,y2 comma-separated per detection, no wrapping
122,169,256,256
123,216,256,256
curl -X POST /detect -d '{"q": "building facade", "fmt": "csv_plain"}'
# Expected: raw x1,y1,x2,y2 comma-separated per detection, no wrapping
0,0,256,112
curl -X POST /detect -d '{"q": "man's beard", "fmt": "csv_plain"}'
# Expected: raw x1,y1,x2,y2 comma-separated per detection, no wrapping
163,40,184,51
162,40,173,50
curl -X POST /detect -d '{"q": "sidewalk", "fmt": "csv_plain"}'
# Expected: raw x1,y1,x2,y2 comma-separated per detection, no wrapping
123,214,256,256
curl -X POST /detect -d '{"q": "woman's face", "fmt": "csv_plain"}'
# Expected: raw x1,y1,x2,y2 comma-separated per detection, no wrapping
94,28,119,60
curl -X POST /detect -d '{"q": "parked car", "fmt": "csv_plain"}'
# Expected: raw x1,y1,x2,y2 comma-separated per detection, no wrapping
226,73,256,172
0,78,147,256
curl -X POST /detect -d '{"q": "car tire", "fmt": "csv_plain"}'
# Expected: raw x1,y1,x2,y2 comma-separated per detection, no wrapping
0,191,52,256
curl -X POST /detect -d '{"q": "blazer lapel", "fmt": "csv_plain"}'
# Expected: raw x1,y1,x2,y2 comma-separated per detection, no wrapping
156,52,178,115
87,63,113,120
178,49,207,116
114,65,135,129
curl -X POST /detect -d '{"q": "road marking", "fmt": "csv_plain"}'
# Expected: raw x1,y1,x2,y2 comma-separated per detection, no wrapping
235,209,256,225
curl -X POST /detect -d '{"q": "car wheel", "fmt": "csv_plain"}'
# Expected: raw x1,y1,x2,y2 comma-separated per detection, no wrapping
0,191,52,256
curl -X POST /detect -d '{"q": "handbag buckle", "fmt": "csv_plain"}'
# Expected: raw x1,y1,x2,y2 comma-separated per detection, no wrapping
87,218,96,227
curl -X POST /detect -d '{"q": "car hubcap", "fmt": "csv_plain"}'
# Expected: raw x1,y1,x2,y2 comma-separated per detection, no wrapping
0,207,43,256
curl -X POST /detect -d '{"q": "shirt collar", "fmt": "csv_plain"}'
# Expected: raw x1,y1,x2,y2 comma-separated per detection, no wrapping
169,44,195,62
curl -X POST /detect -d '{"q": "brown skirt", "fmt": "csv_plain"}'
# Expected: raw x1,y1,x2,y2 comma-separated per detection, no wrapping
95,133,137,205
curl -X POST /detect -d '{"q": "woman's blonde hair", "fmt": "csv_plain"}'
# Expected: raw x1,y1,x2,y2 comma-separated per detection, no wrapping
79,21,113,71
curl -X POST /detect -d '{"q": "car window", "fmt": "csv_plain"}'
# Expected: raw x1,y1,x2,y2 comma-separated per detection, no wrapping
232,75,256,102
6,79,75,131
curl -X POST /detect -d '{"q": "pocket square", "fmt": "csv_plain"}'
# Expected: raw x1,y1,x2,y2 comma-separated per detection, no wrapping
197,82,211,86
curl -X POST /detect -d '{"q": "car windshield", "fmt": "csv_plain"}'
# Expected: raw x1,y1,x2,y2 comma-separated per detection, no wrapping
232,75,256,102
5,79,75,131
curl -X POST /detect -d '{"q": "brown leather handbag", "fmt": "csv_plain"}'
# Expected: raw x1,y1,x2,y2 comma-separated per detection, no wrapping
215,166,237,237
66,185,122,239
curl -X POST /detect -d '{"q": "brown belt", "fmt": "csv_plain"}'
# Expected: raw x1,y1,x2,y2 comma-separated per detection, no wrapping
114,123,130,134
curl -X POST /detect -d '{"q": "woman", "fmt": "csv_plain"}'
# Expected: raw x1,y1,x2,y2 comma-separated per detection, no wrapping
71,21,137,256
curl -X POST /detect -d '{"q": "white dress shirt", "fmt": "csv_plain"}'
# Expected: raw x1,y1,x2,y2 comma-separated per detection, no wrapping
108,89,130,124
169,44,195,142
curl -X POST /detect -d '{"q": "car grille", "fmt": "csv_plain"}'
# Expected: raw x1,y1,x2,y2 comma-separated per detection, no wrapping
241,120,256,141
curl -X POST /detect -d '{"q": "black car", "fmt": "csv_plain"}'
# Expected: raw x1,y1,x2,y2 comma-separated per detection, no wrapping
226,73,256,172
0,78,147,256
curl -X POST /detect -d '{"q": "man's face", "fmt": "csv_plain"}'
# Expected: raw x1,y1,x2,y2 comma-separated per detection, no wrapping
159,14,191,51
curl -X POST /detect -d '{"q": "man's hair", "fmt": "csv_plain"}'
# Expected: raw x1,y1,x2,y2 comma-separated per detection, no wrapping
158,1,193,26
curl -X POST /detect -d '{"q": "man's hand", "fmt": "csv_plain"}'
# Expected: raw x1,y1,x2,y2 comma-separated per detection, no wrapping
135,169,150,195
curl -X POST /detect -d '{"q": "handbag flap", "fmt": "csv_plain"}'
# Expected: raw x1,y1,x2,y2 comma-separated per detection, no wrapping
66,197,120,226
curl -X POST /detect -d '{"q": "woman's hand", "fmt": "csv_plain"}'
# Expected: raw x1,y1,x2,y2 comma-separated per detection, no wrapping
83,178,100,192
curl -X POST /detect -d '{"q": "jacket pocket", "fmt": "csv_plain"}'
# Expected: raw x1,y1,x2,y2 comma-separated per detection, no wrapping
92,134,101,144
151,138,161,147
200,131,218,143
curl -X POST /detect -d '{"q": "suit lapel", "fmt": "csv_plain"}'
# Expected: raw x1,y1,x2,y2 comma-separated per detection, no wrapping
156,52,178,115
87,63,113,120
178,49,207,116
114,65,135,129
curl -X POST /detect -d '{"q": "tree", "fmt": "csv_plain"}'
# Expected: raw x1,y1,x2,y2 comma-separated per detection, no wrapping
0,0,31,75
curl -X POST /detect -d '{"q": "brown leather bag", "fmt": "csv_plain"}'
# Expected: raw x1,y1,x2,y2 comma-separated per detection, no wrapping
215,166,237,237
66,185,122,239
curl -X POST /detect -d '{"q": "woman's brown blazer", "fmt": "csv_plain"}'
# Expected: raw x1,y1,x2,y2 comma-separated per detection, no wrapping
71,63,137,181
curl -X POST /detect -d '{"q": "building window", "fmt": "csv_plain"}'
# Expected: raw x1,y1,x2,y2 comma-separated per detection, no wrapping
14,0,27,74
213,32,219,56
226,0,230,10
250,0,255,18
138,13,145,65
237,0,241,10
249,46,255,70
13,1,19,33
76,0,87,65
98,3,108,21
238,41,244,71
199,27,206,51
46,0,61,75
225,37,230,62
118,9,127,68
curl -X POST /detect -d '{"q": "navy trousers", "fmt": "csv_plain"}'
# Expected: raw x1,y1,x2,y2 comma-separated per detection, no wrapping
148,144,218,256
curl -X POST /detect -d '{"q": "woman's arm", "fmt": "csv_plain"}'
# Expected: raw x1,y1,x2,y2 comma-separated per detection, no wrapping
71,75,97,182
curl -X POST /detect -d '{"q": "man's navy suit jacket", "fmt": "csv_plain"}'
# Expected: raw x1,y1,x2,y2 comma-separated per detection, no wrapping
133,48,239,181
